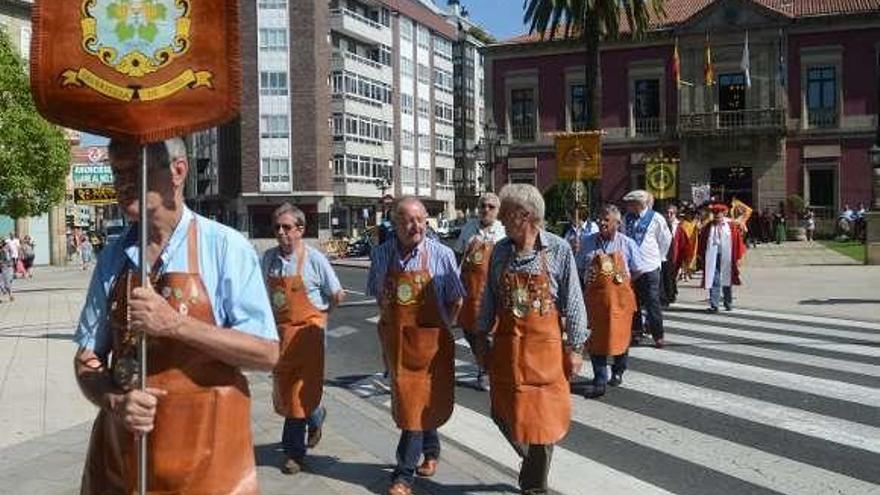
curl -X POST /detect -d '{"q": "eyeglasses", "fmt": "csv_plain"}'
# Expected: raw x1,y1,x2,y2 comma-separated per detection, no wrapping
274,223,301,232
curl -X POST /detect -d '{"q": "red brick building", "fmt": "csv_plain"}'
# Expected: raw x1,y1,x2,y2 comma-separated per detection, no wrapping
485,0,880,217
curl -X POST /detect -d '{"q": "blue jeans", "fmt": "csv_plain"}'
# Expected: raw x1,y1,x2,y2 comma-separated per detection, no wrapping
281,405,326,460
590,353,628,386
392,429,440,486
709,255,733,309
632,268,664,339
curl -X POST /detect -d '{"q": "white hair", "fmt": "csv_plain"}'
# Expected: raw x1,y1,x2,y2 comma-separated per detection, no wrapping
108,137,188,170
599,204,622,223
478,192,500,207
499,183,545,225
392,196,427,223
273,202,305,226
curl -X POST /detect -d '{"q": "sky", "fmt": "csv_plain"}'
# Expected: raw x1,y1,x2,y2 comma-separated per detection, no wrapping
457,0,529,41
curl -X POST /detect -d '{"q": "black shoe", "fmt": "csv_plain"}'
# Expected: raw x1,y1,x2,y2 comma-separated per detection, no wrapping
724,303,733,312
708,306,719,313
608,374,623,387
583,384,606,399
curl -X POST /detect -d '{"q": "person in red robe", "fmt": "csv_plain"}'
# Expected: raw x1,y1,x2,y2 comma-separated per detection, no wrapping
698,204,747,312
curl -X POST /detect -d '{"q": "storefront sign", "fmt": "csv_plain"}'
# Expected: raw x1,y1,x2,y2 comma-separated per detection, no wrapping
72,164,114,185
74,186,117,205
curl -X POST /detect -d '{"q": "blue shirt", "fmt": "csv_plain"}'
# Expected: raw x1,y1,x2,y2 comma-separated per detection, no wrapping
475,230,589,347
74,207,278,358
261,245,343,311
366,237,465,325
576,232,646,284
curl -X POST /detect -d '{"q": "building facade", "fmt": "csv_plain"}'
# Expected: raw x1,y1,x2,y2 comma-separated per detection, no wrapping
187,0,484,239
485,0,880,217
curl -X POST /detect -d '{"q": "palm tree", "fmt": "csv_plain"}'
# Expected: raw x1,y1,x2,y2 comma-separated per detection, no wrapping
523,0,665,207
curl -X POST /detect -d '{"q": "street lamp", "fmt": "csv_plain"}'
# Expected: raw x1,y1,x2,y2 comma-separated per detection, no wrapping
477,117,509,193
374,176,392,223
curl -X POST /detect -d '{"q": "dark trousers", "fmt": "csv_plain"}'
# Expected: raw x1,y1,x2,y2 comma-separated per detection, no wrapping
590,353,628,385
392,429,440,486
281,405,326,460
660,261,678,305
493,416,553,495
632,268,664,339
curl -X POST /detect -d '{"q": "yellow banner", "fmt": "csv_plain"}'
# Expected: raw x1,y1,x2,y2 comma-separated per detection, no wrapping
62,68,134,101
554,132,601,181
61,68,213,102
139,70,213,101
646,159,678,200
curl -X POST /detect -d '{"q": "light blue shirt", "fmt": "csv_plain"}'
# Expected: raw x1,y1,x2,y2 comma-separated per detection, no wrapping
476,230,589,347
74,207,278,358
261,245,343,311
576,232,646,283
453,218,506,254
366,237,465,325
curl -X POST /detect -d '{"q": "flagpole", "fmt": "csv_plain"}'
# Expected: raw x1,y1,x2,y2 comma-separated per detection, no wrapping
138,146,149,495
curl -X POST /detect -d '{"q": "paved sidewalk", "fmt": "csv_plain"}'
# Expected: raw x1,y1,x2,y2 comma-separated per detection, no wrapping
675,241,880,322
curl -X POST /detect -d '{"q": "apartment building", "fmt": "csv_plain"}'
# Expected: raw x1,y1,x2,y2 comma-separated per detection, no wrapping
187,0,473,239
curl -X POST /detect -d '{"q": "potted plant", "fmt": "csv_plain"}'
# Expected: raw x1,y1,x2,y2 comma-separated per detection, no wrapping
786,194,807,241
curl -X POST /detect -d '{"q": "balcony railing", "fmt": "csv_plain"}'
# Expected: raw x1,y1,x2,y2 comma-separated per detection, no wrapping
634,117,662,137
678,108,786,135
511,123,536,142
332,50,383,70
807,108,839,129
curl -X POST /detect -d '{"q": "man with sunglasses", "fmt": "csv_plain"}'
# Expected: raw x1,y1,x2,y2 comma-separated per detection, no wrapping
261,203,344,475
453,192,505,391
367,196,465,495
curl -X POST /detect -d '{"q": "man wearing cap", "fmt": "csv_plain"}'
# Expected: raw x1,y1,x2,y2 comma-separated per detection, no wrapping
623,190,672,348
453,192,505,391
74,138,279,494
698,203,747,312
262,202,345,475
476,183,586,495
367,196,465,495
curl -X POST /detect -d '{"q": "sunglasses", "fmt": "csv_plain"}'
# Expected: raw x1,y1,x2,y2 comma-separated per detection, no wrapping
274,223,302,232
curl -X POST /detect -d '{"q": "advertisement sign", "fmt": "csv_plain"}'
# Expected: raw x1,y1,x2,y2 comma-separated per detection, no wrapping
72,164,114,185
74,186,117,205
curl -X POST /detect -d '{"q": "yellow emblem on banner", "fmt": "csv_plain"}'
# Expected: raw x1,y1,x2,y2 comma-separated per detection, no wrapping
645,152,679,200
62,68,213,102
554,132,602,181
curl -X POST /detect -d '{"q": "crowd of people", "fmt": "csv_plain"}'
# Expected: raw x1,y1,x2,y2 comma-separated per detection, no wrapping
71,138,759,495
0,232,37,302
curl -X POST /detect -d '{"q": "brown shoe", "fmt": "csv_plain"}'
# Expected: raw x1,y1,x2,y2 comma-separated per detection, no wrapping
416,457,438,477
386,481,412,495
280,457,304,475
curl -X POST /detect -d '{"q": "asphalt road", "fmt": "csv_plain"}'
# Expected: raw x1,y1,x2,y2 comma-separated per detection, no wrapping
321,265,880,495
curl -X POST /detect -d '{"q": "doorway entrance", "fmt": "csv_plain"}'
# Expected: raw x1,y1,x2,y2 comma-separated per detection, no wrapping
710,166,753,205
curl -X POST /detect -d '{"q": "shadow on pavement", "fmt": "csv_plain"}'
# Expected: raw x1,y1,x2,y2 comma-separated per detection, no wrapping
799,298,880,305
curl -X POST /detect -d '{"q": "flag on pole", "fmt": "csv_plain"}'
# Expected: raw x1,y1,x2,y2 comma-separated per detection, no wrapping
673,38,681,89
741,31,752,88
704,33,715,86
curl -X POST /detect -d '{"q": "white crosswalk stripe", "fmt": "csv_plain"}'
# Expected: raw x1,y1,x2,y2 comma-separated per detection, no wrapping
350,308,880,494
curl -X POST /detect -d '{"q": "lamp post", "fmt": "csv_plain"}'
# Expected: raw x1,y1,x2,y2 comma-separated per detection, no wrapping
476,117,509,193
374,176,392,224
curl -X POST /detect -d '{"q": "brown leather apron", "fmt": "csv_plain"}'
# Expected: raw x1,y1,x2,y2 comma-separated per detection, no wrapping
458,236,495,333
585,251,637,356
489,252,571,445
267,246,327,419
379,249,455,431
81,220,258,495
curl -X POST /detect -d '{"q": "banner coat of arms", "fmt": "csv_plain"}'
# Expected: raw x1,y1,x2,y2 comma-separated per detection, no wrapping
30,0,241,144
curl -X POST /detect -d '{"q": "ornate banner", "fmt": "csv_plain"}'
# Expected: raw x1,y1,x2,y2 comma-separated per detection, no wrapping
31,0,241,144
554,132,602,181
646,156,678,200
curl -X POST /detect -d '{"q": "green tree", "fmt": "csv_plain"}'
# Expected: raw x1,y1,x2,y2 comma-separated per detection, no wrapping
523,0,665,208
0,28,70,219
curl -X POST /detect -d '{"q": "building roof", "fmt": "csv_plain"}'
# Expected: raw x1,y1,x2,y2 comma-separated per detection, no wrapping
502,0,880,44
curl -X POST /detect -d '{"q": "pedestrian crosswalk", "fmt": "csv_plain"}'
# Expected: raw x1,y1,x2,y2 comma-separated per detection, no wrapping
343,306,880,494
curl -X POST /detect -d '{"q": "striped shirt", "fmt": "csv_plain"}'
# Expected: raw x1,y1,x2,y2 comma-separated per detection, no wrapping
366,237,466,325
475,230,588,347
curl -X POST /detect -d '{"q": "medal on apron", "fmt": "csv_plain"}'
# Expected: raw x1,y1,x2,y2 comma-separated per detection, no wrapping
271,289,287,309
113,356,139,390
471,250,484,264
600,256,614,275
397,282,414,304
613,273,624,284
512,287,529,318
